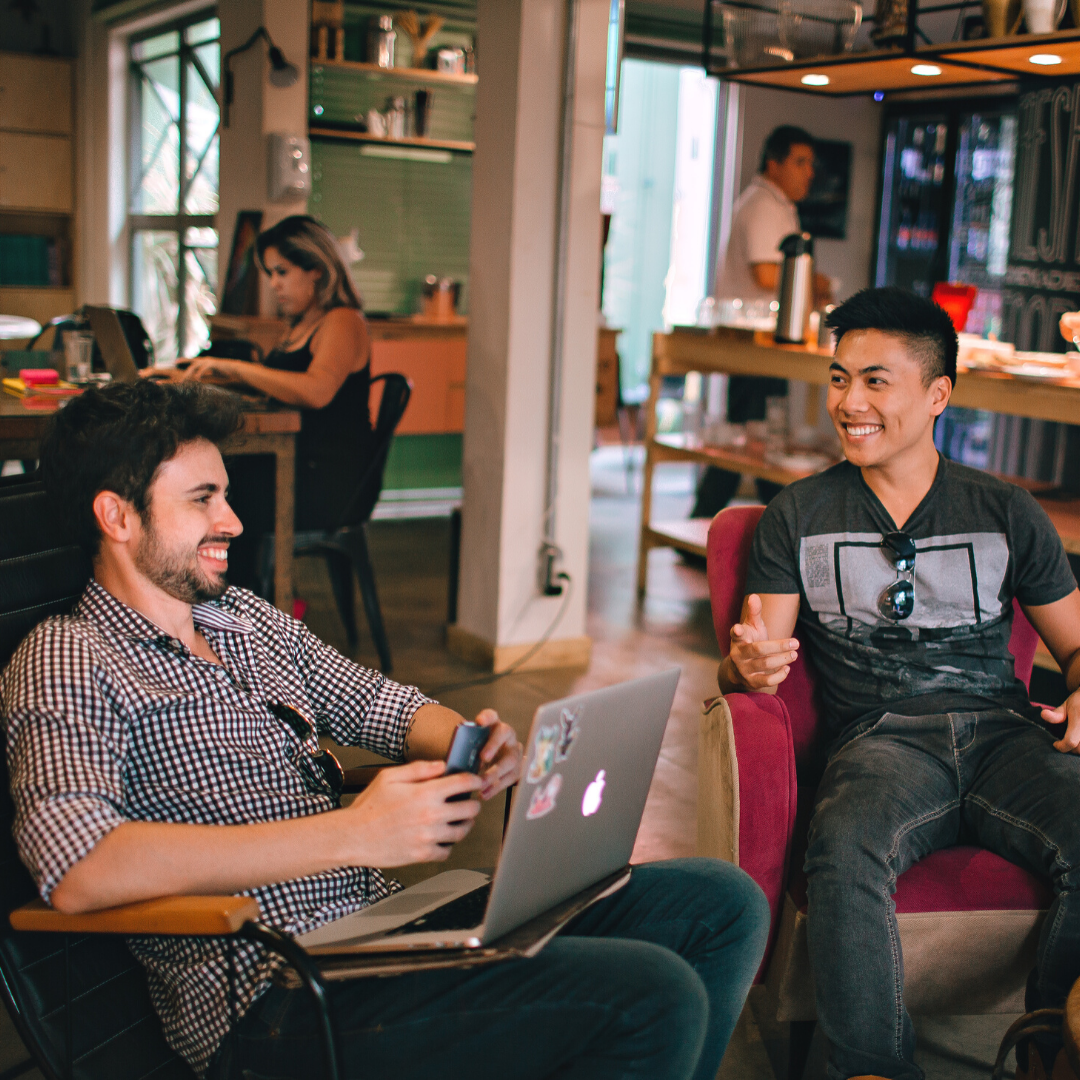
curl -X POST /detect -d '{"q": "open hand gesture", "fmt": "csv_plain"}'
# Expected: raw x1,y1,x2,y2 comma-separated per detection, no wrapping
727,594,800,691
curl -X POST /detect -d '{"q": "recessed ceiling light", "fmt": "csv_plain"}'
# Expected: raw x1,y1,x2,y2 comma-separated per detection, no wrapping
1029,53,1063,65
801,73,830,86
911,64,942,76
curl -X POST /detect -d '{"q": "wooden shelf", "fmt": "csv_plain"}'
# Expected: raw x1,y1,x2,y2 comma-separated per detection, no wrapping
311,59,477,86
644,519,711,560
718,30,1080,95
938,29,1080,77
652,433,835,487
308,126,475,153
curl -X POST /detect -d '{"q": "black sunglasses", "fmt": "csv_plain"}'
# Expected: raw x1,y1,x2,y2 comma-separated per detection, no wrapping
267,702,344,799
878,531,916,621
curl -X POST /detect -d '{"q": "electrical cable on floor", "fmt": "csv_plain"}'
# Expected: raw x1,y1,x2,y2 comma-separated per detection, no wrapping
427,572,573,695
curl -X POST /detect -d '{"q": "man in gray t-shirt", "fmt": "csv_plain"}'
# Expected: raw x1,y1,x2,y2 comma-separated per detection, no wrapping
718,287,1080,1080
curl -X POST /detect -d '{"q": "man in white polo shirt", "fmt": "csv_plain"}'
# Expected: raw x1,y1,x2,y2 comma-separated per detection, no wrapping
694,125,827,517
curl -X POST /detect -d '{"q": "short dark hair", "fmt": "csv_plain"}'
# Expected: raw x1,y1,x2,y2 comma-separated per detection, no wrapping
39,381,243,557
824,286,958,387
760,125,815,172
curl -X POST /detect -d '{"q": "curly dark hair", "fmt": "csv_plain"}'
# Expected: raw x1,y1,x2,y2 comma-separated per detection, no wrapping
39,380,243,557
825,286,959,387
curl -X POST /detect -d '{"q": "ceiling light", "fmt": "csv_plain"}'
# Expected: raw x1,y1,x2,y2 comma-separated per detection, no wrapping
801,73,830,86
911,64,942,76
1029,53,1063,65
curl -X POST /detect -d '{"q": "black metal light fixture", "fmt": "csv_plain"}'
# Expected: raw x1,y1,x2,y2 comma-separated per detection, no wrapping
222,27,299,128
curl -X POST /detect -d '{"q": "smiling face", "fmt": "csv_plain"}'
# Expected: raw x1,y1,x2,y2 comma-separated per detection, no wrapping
766,143,816,203
262,245,322,319
827,329,952,471
131,438,243,604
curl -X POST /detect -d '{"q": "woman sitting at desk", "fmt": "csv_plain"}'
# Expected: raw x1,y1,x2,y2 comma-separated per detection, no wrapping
184,215,373,592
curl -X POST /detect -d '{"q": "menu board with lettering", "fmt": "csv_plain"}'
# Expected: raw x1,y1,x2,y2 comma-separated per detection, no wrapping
1002,78,1080,351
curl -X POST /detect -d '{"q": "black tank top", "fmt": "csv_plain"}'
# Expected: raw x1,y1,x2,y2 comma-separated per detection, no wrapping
263,317,373,531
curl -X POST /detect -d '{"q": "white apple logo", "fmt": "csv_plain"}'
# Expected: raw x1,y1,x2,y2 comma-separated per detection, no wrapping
582,769,606,817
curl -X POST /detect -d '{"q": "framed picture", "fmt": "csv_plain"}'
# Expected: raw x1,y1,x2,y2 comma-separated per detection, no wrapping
798,140,852,241
221,210,264,316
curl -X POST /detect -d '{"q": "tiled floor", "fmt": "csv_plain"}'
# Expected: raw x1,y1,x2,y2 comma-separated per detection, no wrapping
0,450,1017,1078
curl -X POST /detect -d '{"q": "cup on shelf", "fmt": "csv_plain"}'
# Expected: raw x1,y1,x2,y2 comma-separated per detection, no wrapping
386,97,407,140
1022,0,1066,32
414,89,433,138
368,15,396,68
365,108,387,137
63,330,94,383
764,395,788,464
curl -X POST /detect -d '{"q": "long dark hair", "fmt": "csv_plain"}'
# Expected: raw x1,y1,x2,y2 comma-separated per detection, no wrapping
255,215,362,315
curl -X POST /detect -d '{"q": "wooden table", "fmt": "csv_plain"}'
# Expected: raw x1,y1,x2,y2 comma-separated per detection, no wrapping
0,394,301,614
637,327,1080,596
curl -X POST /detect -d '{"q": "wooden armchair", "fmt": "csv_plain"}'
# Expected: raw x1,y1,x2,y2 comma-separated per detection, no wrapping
0,486,350,1080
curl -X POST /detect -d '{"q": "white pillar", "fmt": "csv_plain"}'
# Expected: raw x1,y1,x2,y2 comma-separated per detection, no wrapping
450,0,608,672
218,0,309,312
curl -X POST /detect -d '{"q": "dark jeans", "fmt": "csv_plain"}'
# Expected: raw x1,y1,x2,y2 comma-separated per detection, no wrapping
210,858,769,1080
804,709,1080,1080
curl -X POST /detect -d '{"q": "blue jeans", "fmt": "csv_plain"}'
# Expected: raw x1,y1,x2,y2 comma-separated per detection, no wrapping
210,858,769,1080
805,710,1080,1080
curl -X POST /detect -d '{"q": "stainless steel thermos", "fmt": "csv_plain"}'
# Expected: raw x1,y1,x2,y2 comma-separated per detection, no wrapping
775,232,814,344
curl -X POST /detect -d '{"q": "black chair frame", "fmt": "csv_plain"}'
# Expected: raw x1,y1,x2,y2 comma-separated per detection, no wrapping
0,486,342,1080
260,372,412,672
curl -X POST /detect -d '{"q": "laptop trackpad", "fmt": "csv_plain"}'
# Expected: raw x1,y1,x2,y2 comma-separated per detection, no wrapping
297,869,490,948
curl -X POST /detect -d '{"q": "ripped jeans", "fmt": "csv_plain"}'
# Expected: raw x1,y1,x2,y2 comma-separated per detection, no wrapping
805,709,1080,1080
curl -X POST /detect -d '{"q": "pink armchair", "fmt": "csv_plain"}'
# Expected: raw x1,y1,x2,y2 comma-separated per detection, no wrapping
698,504,1053,1079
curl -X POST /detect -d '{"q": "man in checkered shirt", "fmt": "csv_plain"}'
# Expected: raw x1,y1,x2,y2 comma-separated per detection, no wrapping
2,381,769,1080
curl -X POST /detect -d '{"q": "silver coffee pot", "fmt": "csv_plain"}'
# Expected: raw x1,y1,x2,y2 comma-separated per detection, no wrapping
775,232,814,344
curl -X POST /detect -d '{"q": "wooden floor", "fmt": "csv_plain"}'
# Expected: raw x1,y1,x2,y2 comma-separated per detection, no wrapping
0,449,1018,1080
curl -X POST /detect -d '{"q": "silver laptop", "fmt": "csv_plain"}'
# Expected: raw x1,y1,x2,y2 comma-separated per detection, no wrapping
297,668,681,955
84,306,139,383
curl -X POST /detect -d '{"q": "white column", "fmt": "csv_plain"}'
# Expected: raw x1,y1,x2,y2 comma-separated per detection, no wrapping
450,0,608,672
218,0,309,309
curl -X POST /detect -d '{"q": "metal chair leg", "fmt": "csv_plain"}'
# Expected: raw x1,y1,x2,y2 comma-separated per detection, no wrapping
322,547,359,648
239,923,340,1080
788,1019,815,1080
339,526,392,673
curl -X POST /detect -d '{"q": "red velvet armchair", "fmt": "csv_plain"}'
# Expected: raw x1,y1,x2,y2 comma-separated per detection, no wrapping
698,504,1053,1076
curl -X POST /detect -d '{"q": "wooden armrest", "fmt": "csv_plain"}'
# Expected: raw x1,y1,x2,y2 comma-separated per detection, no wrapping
10,895,261,936
342,764,391,793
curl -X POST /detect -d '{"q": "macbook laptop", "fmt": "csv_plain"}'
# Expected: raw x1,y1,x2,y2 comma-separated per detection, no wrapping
297,668,681,956
84,306,140,383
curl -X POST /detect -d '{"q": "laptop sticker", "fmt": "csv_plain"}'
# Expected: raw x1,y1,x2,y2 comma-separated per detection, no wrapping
526,724,558,784
555,705,582,762
582,769,606,817
526,773,562,819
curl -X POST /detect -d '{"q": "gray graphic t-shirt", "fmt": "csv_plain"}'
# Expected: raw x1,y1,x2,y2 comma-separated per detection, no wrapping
746,458,1076,734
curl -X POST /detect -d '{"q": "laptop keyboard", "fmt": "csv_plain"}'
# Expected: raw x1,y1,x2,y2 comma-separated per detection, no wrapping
381,883,492,937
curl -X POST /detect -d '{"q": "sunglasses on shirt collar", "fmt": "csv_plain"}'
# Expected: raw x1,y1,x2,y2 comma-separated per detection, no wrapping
878,531,917,622
266,702,344,798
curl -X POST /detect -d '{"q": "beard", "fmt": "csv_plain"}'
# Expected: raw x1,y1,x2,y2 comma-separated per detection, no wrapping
133,516,230,605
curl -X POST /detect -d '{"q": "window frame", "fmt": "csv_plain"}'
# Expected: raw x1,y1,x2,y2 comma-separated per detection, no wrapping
127,8,219,362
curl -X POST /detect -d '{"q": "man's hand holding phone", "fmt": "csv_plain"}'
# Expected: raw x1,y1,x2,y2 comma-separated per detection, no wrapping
719,594,800,694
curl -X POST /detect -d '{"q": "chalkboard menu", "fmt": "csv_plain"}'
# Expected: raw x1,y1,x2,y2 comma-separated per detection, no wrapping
1003,78,1080,351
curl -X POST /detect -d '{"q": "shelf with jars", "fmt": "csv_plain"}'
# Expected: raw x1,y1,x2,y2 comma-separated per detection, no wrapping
702,0,1080,97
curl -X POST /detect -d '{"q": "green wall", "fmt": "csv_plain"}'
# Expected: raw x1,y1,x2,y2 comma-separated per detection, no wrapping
310,139,473,315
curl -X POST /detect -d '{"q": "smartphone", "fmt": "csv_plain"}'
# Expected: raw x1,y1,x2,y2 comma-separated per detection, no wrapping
445,722,491,802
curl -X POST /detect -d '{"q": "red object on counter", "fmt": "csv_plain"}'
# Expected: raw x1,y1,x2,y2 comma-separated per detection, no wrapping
19,369,60,386
931,283,977,332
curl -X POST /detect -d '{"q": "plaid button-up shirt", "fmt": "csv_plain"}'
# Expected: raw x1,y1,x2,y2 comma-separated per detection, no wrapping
1,580,432,1076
